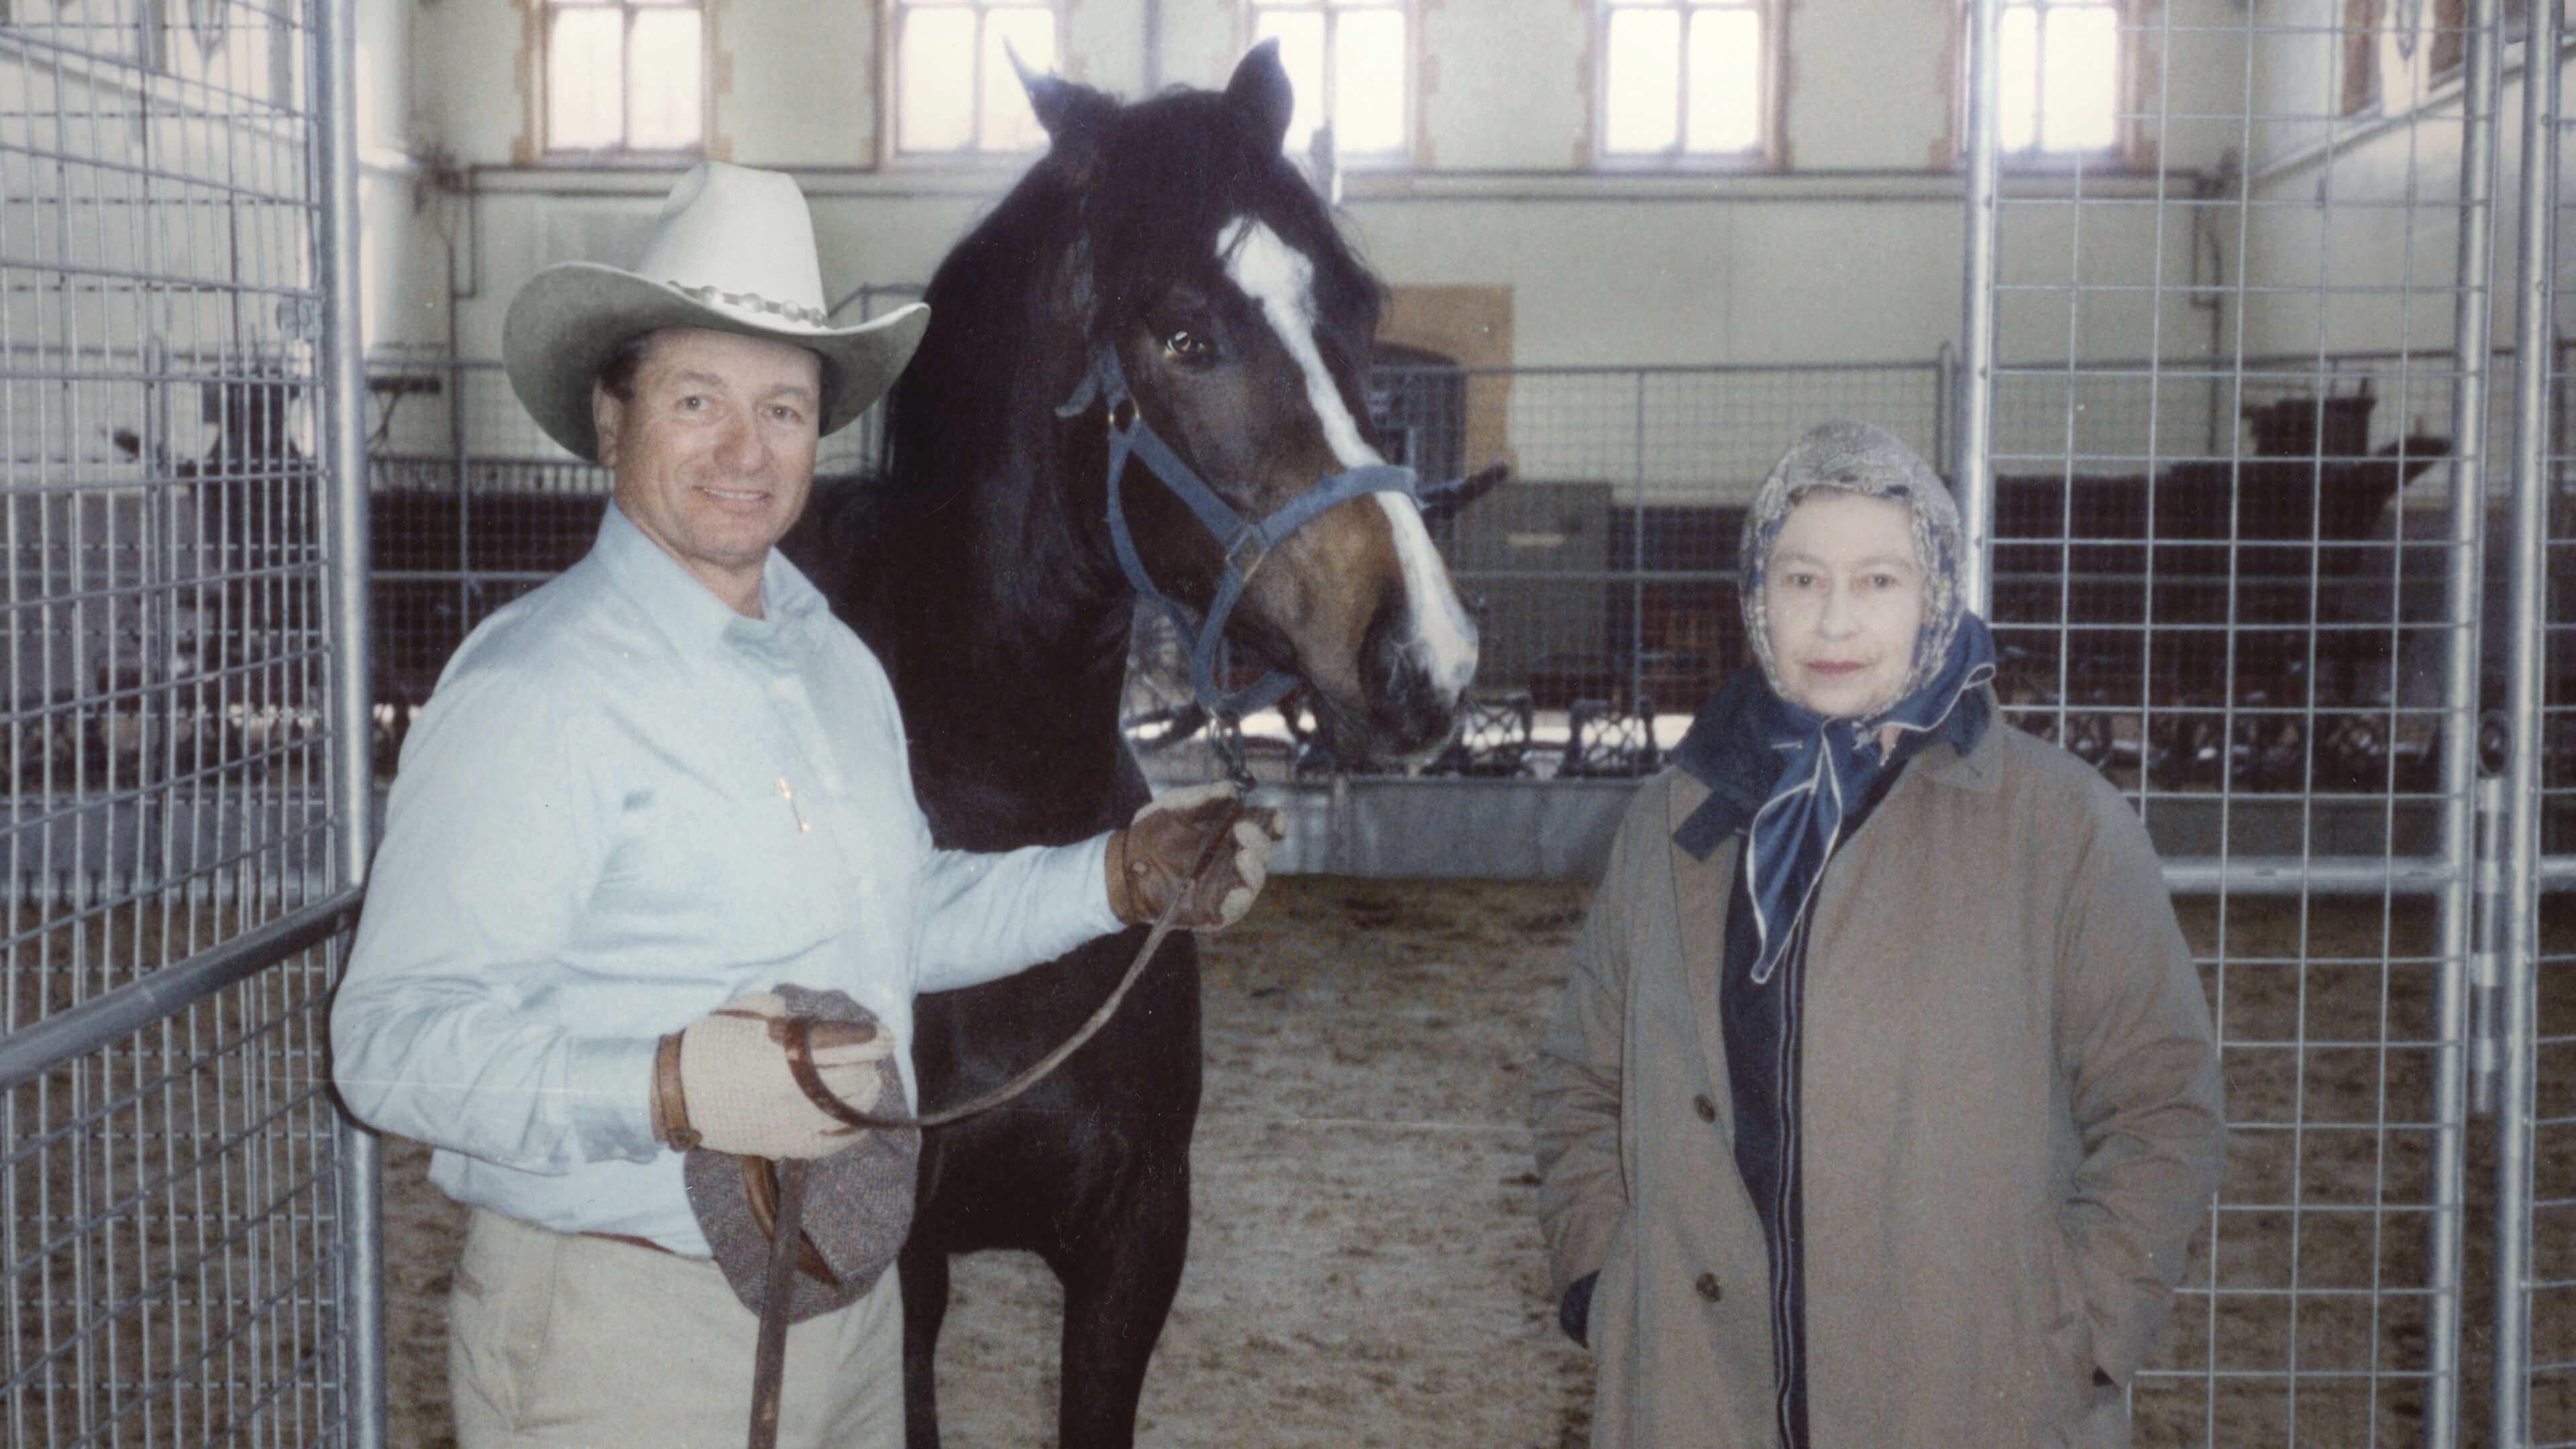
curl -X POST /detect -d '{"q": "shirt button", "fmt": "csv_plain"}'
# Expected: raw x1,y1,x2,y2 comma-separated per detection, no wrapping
1695,1273,1723,1303
1694,1094,1717,1123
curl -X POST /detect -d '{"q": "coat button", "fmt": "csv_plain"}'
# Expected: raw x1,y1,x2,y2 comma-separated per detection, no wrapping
1694,1094,1717,1123
1696,1273,1723,1303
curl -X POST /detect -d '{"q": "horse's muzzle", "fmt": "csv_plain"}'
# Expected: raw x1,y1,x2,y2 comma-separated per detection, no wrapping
1353,600,1472,761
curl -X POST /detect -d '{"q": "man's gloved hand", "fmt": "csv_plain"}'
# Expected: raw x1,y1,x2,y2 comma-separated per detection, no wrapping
1104,782,1287,931
651,991,896,1159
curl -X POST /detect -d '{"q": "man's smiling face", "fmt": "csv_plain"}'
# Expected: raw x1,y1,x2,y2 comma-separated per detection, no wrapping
595,326,823,615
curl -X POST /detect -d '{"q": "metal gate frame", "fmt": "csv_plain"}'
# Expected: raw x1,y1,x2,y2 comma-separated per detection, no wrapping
1956,0,2565,1439
2499,0,2569,1440
0,0,378,1444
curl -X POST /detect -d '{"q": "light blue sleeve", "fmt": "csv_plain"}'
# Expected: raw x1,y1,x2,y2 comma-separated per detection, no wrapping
912,833,1125,994
330,663,661,1173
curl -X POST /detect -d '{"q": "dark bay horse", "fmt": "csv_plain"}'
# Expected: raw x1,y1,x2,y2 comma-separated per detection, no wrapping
786,44,1479,1449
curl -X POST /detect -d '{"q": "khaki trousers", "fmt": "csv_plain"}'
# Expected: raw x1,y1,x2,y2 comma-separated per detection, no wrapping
449,1208,903,1449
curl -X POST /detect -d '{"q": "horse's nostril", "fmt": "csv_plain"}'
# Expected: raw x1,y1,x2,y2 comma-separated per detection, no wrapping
1358,604,1466,757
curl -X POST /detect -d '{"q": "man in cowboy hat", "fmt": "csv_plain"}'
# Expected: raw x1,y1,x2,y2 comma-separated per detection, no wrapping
332,161,1277,1448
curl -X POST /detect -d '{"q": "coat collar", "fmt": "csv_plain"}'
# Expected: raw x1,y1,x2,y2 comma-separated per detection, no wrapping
1911,690,2006,794
1668,673,2002,859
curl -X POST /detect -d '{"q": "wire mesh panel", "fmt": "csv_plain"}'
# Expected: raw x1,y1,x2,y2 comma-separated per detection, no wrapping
2528,340,2576,1431
1,0,368,1443
1963,0,2518,1436
365,359,610,769
7,926,352,1448
1419,362,1945,765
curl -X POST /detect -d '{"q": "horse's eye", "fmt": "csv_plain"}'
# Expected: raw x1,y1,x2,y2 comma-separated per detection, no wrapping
1163,329,1215,365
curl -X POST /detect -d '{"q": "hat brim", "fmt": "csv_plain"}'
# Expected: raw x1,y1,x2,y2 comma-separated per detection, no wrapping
502,262,930,464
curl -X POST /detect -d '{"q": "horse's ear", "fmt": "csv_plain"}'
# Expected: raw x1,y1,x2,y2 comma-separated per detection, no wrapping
1225,40,1295,156
1013,46,1112,158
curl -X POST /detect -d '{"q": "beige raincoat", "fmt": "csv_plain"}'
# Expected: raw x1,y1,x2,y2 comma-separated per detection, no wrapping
1534,720,2224,1448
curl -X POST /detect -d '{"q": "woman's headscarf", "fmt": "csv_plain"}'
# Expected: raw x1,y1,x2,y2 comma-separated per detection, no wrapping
1738,421,1971,710
1707,421,1997,985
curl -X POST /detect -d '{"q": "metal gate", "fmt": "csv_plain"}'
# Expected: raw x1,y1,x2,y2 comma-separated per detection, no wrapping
2502,0,2573,1440
1,1,378,1446
1956,0,2569,1439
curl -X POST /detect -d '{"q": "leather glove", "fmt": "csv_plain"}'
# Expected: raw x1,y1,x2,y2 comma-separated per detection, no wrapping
1104,782,1287,931
651,991,896,1159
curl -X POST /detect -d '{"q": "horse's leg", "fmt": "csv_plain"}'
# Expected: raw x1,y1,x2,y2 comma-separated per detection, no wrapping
898,1239,953,1449
1049,1148,1193,1449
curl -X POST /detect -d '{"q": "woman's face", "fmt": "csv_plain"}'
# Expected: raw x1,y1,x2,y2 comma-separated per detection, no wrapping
1761,490,1928,719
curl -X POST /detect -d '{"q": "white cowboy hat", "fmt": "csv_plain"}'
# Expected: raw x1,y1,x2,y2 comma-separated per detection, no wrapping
502,160,929,463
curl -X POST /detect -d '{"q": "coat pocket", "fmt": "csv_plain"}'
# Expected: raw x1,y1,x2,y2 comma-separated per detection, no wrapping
2036,1220,2100,1429
1584,1214,1642,1445
1589,1212,1637,1356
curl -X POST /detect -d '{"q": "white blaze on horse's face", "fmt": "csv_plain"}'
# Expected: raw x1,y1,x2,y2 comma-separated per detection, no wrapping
1217,215,1480,705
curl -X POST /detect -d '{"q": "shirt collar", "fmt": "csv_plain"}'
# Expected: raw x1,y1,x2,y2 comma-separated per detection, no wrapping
591,502,830,661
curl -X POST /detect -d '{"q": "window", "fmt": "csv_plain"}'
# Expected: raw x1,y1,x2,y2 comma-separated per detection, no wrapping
2341,0,2384,116
2343,0,2525,120
2427,0,2524,84
545,0,704,154
891,1,1057,156
2429,0,2468,75
1597,0,1775,164
1991,0,2123,158
1248,1,1411,160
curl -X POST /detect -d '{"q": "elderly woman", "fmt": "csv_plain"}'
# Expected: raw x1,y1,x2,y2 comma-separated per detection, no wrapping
1534,422,2224,1448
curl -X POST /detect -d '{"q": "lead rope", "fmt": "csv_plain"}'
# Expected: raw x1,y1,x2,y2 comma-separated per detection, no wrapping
769,798,1249,1136
747,1158,807,1449
743,801,1250,1449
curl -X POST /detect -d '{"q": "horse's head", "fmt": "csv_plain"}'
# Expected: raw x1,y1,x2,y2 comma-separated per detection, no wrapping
1016,44,1480,765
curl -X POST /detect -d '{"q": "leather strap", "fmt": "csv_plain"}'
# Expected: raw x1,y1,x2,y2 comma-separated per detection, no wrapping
739,1155,841,1287
775,801,1246,1134
747,1159,806,1449
654,1032,699,1150
581,1231,676,1257
779,1017,881,1131
1068,340,1420,723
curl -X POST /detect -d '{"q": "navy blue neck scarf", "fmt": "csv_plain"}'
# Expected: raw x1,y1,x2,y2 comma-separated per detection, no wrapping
1674,614,1997,985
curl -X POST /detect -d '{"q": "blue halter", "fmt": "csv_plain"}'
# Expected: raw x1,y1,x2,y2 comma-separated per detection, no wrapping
1058,339,1419,719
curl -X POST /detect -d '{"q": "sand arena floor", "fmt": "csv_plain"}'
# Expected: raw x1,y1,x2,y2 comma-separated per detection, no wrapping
376,876,2571,1447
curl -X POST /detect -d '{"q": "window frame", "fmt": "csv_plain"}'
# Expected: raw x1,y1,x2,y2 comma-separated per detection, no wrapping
877,0,1066,167
1955,0,2152,172
535,0,712,164
1588,0,1789,173
2371,0,2525,113
1240,0,1422,171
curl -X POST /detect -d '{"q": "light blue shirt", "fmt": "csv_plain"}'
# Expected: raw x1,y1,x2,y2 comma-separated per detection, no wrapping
332,504,1122,1253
